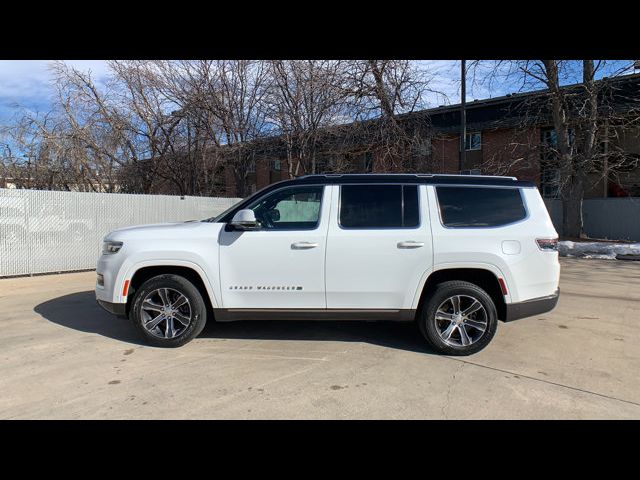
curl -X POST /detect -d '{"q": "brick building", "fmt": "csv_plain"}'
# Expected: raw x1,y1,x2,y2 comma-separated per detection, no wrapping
224,73,640,199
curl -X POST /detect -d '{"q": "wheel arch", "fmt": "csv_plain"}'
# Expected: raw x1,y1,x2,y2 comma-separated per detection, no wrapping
124,262,217,318
415,267,507,321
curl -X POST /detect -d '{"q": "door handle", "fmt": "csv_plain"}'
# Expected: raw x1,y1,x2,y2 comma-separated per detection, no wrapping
291,242,319,250
397,241,424,249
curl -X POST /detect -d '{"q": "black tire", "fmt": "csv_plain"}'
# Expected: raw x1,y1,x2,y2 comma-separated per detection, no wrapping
130,274,207,348
418,280,498,356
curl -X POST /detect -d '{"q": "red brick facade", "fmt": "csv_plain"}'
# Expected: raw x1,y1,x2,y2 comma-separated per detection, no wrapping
225,127,548,197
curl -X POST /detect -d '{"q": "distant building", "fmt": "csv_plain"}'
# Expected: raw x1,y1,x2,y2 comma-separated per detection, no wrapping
223,73,640,199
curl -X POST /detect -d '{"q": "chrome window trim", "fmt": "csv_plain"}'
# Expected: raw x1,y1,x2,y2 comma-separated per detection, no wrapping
433,185,530,230
337,183,422,231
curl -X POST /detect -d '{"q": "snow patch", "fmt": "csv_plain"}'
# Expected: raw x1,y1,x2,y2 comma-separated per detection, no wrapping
558,241,640,260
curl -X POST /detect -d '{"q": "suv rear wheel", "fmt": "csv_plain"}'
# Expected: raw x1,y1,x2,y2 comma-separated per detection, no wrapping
130,274,207,348
418,280,498,355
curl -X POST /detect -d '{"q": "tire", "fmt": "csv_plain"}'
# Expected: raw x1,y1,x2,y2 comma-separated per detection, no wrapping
418,280,498,356
130,274,207,348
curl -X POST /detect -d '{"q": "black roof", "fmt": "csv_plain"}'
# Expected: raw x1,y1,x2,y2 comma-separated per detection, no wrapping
288,173,534,187
214,174,534,222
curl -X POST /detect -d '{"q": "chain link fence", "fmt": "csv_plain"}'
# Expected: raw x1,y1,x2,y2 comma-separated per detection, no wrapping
0,189,241,277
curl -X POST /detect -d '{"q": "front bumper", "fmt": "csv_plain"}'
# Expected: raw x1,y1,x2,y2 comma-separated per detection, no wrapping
97,299,127,317
504,289,559,322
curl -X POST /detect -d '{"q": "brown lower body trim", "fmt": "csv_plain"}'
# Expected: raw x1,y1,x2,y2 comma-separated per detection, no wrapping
213,308,416,322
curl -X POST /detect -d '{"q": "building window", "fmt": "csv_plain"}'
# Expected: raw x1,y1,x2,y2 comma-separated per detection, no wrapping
271,159,281,171
541,127,574,149
464,132,482,151
540,167,561,199
363,152,374,172
541,128,558,147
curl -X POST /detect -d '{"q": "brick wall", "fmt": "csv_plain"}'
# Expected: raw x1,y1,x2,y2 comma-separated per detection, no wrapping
430,128,543,185
221,126,559,197
431,135,460,173
482,127,541,185
256,159,270,190
224,168,237,197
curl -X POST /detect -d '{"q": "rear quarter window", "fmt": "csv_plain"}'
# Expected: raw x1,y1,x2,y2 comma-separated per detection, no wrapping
436,186,527,227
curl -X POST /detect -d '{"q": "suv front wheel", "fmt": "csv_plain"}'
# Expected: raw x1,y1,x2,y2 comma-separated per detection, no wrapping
130,274,207,348
419,281,498,356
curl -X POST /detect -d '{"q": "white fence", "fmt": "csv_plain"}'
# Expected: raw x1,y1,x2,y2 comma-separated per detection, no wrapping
0,189,241,277
4,188,637,277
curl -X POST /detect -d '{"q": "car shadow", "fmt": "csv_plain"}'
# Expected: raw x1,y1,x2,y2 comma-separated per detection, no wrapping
34,291,147,346
35,290,435,354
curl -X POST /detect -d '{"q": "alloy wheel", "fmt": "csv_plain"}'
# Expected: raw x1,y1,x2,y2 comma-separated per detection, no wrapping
434,294,488,347
140,288,192,339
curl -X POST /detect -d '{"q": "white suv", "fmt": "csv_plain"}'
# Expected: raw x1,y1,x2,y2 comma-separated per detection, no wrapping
96,174,560,355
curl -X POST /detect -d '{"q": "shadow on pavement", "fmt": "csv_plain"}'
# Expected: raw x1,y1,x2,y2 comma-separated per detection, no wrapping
34,291,146,346
35,290,434,354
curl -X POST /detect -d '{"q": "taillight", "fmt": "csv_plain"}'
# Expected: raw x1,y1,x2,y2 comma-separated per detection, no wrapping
536,238,558,251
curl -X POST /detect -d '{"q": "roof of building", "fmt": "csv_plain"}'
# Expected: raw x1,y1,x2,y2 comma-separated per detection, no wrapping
400,72,640,133
236,73,640,157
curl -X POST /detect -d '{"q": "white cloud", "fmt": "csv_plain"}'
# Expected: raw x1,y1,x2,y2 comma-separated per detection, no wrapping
0,60,110,112
417,60,460,106
2,60,633,122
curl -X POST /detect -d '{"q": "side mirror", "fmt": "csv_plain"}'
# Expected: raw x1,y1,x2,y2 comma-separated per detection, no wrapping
229,209,261,231
267,208,280,222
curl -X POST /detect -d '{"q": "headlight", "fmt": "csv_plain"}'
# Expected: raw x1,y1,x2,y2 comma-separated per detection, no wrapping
102,240,123,254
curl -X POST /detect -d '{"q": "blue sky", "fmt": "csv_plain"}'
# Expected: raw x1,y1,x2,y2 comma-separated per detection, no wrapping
0,60,478,127
0,60,111,125
0,60,635,129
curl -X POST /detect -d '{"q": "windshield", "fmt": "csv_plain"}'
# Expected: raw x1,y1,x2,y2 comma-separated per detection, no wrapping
202,188,266,223
203,202,242,223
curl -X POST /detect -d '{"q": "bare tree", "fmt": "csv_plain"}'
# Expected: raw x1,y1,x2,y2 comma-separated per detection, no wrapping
203,60,271,197
342,60,436,171
470,60,638,238
265,60,351,177
141,60,228,195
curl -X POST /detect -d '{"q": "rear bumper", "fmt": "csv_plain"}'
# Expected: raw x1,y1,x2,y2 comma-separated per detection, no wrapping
504,289,559,322
97,299,127,317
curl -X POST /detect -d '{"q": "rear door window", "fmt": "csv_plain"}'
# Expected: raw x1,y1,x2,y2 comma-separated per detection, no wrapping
340,184,420,229
435,186,526,227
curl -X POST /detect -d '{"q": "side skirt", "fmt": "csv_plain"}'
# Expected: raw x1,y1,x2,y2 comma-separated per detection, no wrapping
213,308,416,322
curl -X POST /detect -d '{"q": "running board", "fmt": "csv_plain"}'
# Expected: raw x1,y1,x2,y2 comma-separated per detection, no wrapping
213,308,416,322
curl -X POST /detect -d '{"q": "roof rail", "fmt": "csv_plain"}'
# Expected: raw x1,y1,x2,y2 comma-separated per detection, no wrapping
298,173,518,181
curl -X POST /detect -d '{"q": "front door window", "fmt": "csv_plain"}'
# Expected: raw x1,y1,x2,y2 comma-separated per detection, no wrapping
245,186,323,230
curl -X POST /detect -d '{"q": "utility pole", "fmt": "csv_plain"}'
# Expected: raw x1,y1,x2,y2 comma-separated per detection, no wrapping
460,59,467,172
603,118,609,198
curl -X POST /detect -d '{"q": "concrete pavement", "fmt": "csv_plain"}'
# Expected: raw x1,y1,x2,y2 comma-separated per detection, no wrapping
1,258,639,419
